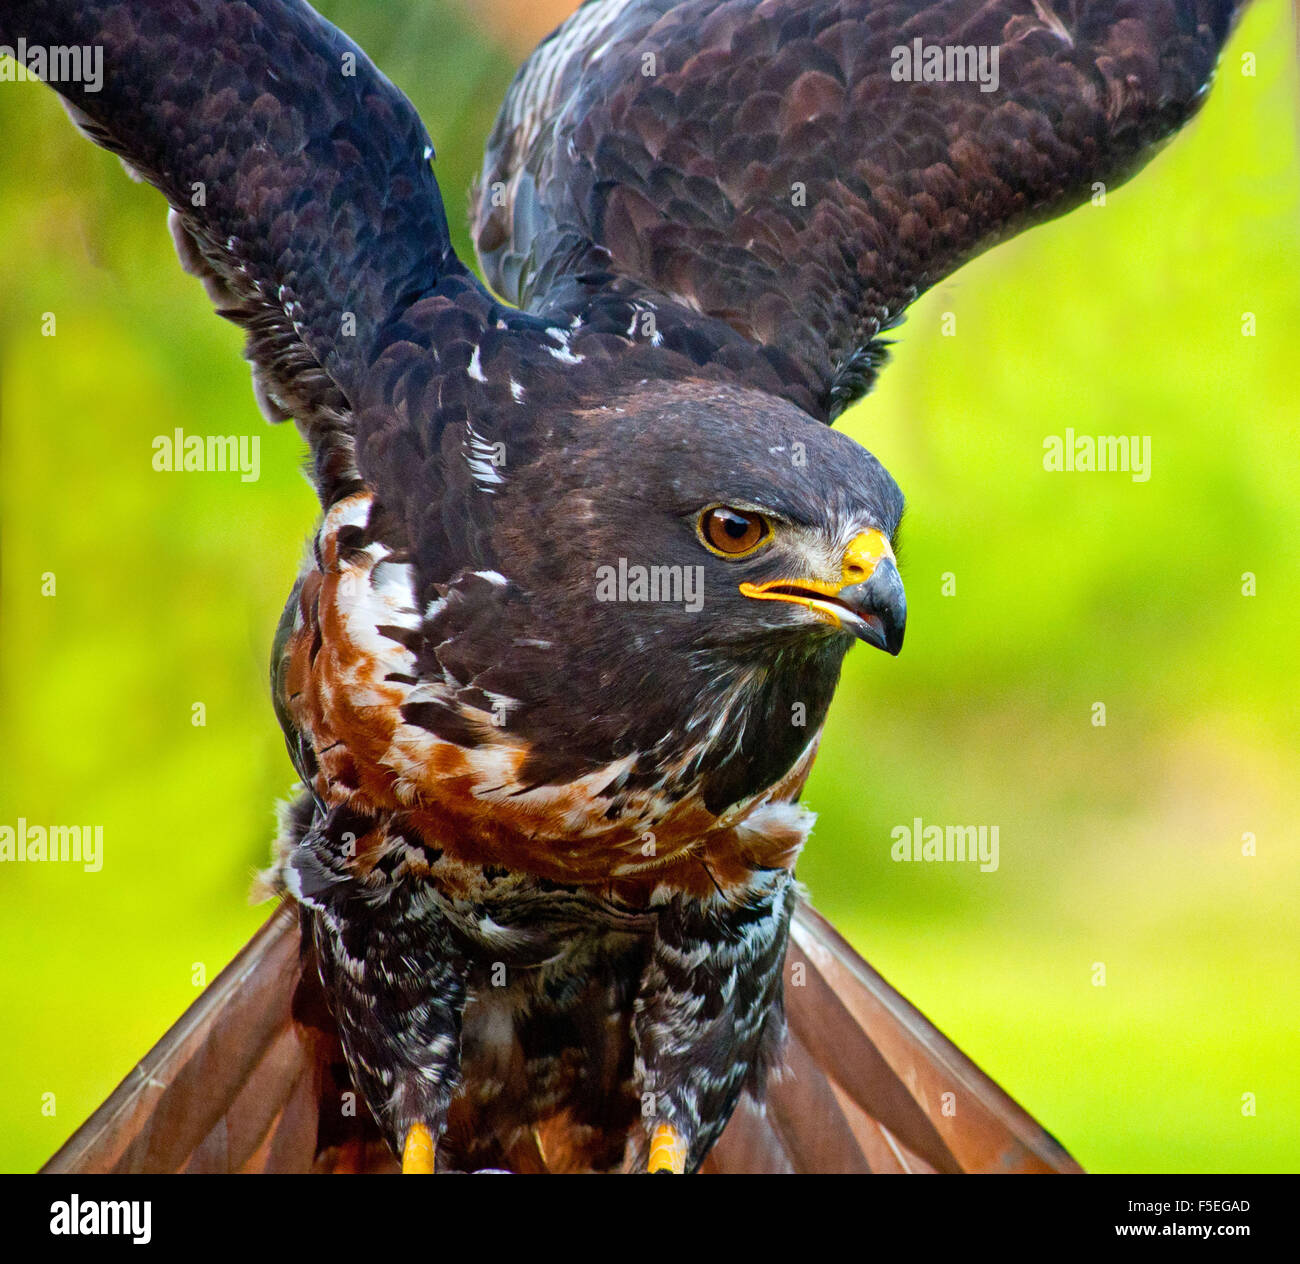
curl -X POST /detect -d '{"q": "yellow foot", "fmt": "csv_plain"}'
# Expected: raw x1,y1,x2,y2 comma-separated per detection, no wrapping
648,1123,687,1174
401,1122,436,1174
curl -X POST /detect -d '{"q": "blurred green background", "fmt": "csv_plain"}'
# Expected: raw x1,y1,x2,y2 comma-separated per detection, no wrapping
1,1,1296,1174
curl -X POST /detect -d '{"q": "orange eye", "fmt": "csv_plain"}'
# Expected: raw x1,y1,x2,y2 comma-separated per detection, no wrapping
698,506,772,557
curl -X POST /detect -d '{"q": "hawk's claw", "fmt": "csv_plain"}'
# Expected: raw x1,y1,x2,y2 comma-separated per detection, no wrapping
401,1123,436,1174
648,1123,686,1174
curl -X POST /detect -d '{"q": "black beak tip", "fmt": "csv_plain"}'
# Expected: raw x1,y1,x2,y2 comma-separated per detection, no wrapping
839,564,906,657
865,610,905,656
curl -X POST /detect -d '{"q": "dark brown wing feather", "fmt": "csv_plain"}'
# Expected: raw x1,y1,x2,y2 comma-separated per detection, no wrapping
0,0,468,501
475,0,1245,418
43,901,1078,1173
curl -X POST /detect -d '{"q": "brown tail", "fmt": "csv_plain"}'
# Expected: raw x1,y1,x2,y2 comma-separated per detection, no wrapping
43,901,1081,1174
705,904,1082,1173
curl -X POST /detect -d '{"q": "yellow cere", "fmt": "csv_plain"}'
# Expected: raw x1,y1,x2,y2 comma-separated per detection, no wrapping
840,529,892,585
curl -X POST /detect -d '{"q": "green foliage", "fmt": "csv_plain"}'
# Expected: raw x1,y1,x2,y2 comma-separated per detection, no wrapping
0,1,1295,1173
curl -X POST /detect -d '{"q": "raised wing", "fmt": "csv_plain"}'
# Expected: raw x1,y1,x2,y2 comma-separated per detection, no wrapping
476,0,1244,420
1,0,474,500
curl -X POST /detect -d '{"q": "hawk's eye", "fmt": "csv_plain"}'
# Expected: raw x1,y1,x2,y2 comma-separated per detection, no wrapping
698,506,772,558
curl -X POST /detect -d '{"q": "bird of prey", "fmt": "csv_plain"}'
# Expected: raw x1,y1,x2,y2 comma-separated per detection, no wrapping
11,0,1243,1174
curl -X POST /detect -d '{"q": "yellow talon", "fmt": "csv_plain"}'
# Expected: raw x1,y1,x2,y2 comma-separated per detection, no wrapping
401,1122,436,1174
648,1123,686,1174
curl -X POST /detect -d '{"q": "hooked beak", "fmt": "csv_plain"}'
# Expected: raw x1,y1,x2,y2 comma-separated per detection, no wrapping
739,529,906,655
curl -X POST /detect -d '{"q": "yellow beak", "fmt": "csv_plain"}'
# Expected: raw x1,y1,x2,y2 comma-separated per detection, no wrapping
738,529,906,655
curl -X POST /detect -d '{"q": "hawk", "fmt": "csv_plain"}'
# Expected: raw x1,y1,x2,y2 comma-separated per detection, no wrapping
11,0,1242,1174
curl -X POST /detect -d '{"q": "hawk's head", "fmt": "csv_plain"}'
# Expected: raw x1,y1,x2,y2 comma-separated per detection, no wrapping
528,380,903,651
441,380,905,813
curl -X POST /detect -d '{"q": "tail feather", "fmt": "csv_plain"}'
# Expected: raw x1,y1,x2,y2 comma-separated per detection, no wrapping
43,907,316,1174
42,900,1081,1174
771,903,1078,1174
783,920,964,1172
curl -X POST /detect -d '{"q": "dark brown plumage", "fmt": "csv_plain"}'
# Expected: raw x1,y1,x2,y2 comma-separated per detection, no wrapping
5,0,1243,1173
475,0,1239,418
